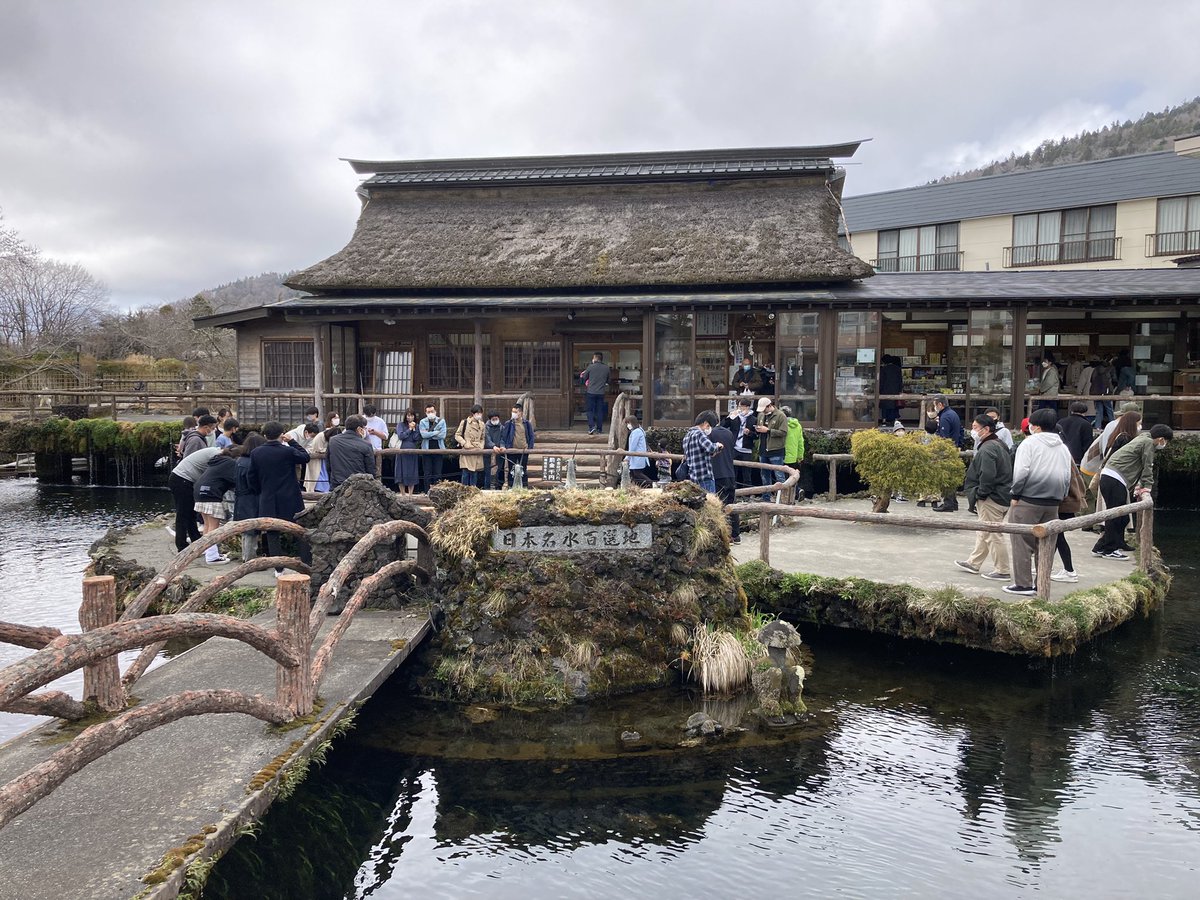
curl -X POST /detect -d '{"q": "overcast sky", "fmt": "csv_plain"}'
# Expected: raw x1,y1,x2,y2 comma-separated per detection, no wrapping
2,0,1198,309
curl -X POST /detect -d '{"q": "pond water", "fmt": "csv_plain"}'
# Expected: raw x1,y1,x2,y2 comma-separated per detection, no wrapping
0,480,1197,897
0,478,171,742
204,510,1200,899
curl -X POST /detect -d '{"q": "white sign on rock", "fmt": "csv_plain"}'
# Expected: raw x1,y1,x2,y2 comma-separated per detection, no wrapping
491,524,653,552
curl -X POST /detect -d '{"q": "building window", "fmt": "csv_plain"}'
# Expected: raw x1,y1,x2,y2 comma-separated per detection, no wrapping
262,340,314,390
1007,205,1117,267
1150,195,1200,255
428,333,491,390
503,341,561,390
874,223,960,272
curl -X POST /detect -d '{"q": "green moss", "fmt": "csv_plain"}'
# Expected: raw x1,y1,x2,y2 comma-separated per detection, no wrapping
737,561,1172,657
140,825,217,885
0,417,177,456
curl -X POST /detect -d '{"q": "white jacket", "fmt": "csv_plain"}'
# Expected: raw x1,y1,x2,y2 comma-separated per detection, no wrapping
1010,431,1073,504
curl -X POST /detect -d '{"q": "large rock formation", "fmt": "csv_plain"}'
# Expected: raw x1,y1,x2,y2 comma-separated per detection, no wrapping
422,482,746,704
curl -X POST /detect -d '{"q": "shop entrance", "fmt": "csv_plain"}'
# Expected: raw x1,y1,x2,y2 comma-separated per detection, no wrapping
571,343,642,429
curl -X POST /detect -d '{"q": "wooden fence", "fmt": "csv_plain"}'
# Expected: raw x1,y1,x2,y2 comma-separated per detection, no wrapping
0,516,433,830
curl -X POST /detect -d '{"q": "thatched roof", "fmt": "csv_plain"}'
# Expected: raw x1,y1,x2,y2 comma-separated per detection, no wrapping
287,175,873,292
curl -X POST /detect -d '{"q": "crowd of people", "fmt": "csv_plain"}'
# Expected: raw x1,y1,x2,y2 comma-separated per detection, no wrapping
1030,351,1138,428
935,397,1174,596
166,400,549,570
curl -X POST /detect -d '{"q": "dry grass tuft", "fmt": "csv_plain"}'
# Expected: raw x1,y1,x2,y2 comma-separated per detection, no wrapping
689,622,752,695
481,589,514,618
669,622,690,646
566,638,600,670
907,587,975,631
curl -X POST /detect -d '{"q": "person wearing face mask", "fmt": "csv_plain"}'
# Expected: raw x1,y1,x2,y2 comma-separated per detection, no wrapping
722,397,758,493
418,404,447,492
499,403,536,487
624,415,653,487
1092,424,1172,560
288,407,321,444
732,356,764,395
483,411,504,490
955,415,1013,580
1035,356,1061,412
390,409,421,494
682,411,723,494
457,404,487,487
1004,408,1074,595
326,414,376,491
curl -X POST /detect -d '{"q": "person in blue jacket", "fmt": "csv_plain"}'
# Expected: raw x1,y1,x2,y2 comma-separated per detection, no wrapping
418,403,447,492
498,402,536,487
928,394,963,512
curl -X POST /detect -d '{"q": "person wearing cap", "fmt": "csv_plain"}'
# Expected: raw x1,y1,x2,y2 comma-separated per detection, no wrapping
927,395,963,512
722,396,758,492
754,396,788,500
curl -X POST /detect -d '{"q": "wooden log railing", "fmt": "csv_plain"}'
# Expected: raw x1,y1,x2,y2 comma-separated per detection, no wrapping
0,509,435,831
736,495,1157,599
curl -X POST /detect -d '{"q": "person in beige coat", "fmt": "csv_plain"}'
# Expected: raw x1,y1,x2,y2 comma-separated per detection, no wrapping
456,404,488,488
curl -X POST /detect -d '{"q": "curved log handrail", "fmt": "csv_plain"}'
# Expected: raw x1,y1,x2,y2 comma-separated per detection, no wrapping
120,517,307,622
0,690,291,830
309,559,422,692
0,614,298,709
0,622,64,651
3,690,89,720
121,555,309,687
308,520,433,637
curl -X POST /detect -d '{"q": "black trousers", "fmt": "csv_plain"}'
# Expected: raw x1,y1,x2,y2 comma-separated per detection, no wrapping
168,473,201,551
717,477,740,539
630,466,654,487
733,450,756,491
1094,475,1130,553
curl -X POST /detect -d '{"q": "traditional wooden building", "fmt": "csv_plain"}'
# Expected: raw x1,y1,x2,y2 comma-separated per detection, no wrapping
201,144,1200,430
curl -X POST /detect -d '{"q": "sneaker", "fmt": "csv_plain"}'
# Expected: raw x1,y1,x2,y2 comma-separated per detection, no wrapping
731,536,741,544
274,568,285,578
206,555,231,565
933,504,958,513
1101,550,1130,560
980,571,1010,580
954,560,980,574
893,494,908,502
1002,584,1037,596
165,525,176,538
1050,569,1079,583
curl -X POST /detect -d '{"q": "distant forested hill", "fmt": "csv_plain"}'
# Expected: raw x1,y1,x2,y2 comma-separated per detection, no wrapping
931,96,1200,184
196,271,302,312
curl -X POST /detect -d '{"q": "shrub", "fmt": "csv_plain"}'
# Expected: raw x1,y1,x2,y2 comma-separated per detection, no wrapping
850,429,964,499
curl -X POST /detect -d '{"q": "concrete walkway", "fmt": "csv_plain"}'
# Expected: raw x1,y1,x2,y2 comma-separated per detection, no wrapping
731,497,1136,600
113,516,280,589
0,607,430,900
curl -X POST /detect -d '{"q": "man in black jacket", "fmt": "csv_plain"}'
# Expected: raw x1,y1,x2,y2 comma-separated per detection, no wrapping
708,414,741,544
1056,401,1094,464
248,421,311,577
955,415,1013,580
327,414,376,490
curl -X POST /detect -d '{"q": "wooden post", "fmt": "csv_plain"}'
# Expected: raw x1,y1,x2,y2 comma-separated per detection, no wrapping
275,575,313,716
759,510,771,566
1035,534,1055,599
80,576,124,712
312,324,325,416
1138,502,1155,570
473,318,484,406
828,459,838,499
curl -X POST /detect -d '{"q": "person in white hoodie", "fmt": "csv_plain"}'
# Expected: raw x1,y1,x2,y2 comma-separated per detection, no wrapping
1004,408,1074,596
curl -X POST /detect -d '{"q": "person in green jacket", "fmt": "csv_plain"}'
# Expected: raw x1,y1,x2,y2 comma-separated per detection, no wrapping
782,406,805,466
1092,424,1172,559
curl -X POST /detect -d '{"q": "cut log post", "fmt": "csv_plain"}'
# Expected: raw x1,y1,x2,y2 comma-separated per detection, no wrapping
1035,534,1056,600
828,459,838,499
759,511,771,566
1138,502,1155,571
276,575,313,717
80,576,123,712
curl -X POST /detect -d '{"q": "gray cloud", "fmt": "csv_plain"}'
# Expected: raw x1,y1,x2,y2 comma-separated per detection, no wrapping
1,0,1197,308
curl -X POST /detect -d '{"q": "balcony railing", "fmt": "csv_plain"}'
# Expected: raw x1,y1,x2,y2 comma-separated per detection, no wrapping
870,250,963,272
1145,230,1200,257
1003,237,1120,268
